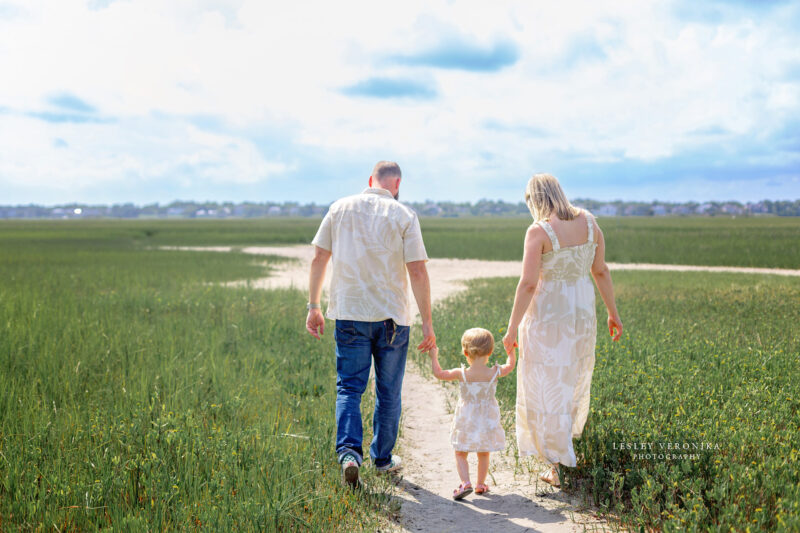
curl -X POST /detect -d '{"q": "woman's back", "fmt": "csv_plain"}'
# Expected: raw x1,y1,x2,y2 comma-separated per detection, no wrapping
543,210,593,249
507,173,622,480
535,210,597,283
516,209,598,467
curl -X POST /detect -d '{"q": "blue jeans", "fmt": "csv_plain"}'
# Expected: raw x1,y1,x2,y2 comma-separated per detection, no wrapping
334,319,409,468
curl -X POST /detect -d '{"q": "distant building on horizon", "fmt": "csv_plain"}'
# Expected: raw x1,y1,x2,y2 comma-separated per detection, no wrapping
596,204,618,216
2,198,799,219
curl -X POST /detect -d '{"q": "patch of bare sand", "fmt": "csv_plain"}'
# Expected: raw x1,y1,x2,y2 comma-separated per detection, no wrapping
162,244,798,532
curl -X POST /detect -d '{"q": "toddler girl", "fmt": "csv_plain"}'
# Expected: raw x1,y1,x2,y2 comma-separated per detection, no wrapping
428,327,516,499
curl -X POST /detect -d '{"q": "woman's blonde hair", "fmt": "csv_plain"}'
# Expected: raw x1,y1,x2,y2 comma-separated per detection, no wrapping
461,328,494,359
524,173,580,222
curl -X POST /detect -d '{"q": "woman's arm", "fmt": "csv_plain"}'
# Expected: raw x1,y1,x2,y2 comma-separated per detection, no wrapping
502,225,545,355
589,217,623,341
428,347,462,381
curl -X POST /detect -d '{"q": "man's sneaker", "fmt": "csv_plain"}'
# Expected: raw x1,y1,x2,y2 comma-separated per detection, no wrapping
341,453,360,488
375,455,402,474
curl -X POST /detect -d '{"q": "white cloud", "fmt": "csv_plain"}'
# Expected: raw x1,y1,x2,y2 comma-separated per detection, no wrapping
0,0,798,204
0,114,288,191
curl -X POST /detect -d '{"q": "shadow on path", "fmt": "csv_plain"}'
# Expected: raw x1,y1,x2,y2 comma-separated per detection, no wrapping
397,478,580,533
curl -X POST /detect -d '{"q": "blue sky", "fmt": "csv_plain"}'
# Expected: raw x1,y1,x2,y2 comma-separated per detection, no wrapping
0,0,798,205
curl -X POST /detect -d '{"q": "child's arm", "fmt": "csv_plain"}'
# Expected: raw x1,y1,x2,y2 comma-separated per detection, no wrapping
498,348,517,378
428,347,462,381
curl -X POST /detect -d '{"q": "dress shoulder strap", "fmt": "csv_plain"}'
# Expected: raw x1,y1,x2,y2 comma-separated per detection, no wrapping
584,210,594,244
489,364,501,384
538,220,560,251
459,364,467,383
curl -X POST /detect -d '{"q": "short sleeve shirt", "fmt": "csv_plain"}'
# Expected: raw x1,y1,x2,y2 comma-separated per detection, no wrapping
311,187,428,326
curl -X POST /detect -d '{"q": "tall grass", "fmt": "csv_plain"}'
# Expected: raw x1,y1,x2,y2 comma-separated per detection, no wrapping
414,272,800,531
3,215,798,267
2,215,798,530
419,216,800,267
0,227,391,530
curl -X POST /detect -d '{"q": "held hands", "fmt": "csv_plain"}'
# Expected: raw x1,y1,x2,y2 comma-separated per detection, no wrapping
306,308,325,339
417,321,436,353
502,328,518,356
608,315,623,341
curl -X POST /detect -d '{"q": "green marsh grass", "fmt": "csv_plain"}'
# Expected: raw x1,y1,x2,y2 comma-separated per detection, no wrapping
414,272,800,531
2,215,798,530
419,216,800,267
3,215,798,267
0,225,392,530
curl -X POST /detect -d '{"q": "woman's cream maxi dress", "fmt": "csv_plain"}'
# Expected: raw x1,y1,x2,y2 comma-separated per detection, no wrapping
516,211,597,467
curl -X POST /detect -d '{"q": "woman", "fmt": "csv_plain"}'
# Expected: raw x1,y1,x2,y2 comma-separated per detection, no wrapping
502,173,623,487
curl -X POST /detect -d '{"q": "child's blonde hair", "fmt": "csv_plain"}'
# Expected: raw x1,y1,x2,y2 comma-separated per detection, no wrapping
461,328,494,359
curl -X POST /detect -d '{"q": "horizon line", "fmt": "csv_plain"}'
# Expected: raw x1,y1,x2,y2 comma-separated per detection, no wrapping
2,197,800,209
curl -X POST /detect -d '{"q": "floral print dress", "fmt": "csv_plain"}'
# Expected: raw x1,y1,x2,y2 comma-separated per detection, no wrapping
516,210,598,467
450,365,506,453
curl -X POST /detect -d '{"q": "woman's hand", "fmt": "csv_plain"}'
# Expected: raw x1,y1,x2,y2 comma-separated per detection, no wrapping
502,328,518,355
608,315,623,341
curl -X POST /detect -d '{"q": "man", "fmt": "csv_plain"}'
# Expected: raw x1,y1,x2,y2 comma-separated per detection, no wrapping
306,161,436,488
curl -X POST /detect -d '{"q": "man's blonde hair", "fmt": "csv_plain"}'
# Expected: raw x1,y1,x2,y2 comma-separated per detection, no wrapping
524,173,580,222
461,328,495,359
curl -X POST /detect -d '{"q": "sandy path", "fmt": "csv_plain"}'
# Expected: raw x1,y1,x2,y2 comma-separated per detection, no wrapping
163,245,800,324
395,364,610,533
163,244,798,532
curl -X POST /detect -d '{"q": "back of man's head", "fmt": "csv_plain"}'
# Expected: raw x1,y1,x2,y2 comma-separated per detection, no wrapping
372,161,402,182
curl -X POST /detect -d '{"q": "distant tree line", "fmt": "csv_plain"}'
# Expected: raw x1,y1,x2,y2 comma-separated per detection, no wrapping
2,198,799,219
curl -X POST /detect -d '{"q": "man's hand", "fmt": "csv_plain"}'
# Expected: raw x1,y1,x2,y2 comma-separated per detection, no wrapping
417,321,436,352
306,245,331,340
306,308,325,339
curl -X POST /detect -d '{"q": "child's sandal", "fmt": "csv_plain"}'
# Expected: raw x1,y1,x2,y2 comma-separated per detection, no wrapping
452,482,473,500
474,483,490,495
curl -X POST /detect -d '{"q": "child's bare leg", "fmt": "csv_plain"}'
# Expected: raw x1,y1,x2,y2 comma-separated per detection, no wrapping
454,451,471,484
476,452,490,486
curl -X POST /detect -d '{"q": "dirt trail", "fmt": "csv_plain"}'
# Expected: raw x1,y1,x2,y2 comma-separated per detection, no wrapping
164,245,799,532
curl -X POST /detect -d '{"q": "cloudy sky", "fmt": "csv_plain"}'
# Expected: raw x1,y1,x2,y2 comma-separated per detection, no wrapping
1,0,798,206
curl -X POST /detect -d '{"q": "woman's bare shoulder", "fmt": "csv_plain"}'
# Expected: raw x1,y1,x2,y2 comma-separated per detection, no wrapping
526,222,547,239
524,224,549,255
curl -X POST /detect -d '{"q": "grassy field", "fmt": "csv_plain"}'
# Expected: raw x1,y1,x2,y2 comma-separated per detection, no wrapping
1,215,798,267
0,225,393,530
414,272,800,532
1,217,798,531
422,216,800,268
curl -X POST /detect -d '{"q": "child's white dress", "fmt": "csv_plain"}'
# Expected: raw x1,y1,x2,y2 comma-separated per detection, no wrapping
450,364,506,452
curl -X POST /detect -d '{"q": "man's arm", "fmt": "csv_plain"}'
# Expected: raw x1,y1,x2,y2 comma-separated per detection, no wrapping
406,260,436,351
306,245,331,339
